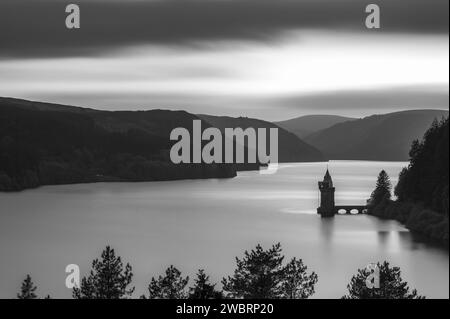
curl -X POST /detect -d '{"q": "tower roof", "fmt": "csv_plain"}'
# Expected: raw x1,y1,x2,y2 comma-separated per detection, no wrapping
323,168,333,186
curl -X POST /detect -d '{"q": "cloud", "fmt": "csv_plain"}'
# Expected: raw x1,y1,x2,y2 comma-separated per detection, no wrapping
0,29,447,120
0,0,448,58
264,84,450,119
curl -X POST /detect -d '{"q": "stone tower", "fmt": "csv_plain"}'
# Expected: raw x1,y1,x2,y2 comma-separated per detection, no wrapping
317,169,336,217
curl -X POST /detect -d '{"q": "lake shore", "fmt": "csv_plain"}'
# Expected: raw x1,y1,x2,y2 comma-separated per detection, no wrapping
369,200,449,248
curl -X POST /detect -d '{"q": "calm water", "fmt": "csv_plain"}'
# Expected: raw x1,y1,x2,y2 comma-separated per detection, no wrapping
0,161,448,299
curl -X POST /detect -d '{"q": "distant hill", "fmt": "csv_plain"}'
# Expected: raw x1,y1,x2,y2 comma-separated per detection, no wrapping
0,97,324,191
304,110,449,161
0,97,237,191
198,114,324,163
274,115,354,138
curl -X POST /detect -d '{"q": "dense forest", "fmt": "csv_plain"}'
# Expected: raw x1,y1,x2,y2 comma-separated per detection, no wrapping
0,99,237,191
369,117,449,246
0,97,325,191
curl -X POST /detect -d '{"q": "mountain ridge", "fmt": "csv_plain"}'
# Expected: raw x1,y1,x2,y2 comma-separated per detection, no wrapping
274,114,355,138
198,114,324,163
304,109,449,161
0,97,324,191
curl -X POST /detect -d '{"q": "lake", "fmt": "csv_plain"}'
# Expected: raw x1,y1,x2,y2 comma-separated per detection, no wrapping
0,161,448,299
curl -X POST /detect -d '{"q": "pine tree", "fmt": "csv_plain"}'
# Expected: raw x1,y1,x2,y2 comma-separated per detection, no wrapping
144,265,189,299
222,243,285,299
343,261,424,299
17,274,38,299
189,269,223,299
409,139,422,164
370,170,392,206
72,246,134,299
222,243,318,299
279,258,318,299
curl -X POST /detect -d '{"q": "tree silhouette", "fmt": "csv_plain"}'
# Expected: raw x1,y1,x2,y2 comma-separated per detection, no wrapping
343,261,424,299
222,243,318,299
189,269,223,299
17,274,38,299
371,118,449,245
144,265,189,299
395,117,449,215
222,243,285,299
279,258,318,299
73,246,134,299
370,170,392,206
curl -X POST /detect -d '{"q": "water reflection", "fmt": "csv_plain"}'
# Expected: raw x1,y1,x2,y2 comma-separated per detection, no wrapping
320,217,335,246
376,230,391,249
0,161,447,298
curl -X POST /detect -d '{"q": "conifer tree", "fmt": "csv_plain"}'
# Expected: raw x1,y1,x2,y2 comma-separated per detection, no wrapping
343,261,423,299
222,243,285,299
370,170,392,206
73,246,134,299
279,258,318,299
189,269,223,299
144,265,189,299
17,274,38,299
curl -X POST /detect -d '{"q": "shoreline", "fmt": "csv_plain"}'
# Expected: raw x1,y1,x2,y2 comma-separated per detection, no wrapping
369,200,449,249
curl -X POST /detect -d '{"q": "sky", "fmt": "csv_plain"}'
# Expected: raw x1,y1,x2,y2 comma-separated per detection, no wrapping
0,0,448,121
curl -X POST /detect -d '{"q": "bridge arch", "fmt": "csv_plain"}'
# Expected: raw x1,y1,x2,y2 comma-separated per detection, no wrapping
333,205,367,215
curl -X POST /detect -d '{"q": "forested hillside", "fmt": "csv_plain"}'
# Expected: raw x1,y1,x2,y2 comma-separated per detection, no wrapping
0,97,324,191
395,118,449,215
199,114,324,163
370,117,449,246
0,98,236,191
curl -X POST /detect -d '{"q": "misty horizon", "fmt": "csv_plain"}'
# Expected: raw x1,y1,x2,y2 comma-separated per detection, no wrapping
1,96,448,123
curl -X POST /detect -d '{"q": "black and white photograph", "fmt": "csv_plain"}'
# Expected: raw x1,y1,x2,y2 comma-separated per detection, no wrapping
0,0,448,309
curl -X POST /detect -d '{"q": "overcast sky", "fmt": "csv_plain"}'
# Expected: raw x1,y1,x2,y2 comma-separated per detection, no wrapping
0,0,448,120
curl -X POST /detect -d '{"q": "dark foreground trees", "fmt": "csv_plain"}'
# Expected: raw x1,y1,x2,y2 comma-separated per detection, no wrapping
280,258,318,299
16,274,51,299
73,246,135,299
17,274,38,299
17,245,426,299
189,269,223,299
143,265,189,299
141,267,223,299
69,243,318,299
222,243,318,299
343,261,423,299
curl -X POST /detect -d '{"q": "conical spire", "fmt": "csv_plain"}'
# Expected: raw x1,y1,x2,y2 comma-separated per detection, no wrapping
323,168,333,187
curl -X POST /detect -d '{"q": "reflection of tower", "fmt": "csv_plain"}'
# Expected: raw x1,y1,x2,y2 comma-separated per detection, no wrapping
317,169,336,217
